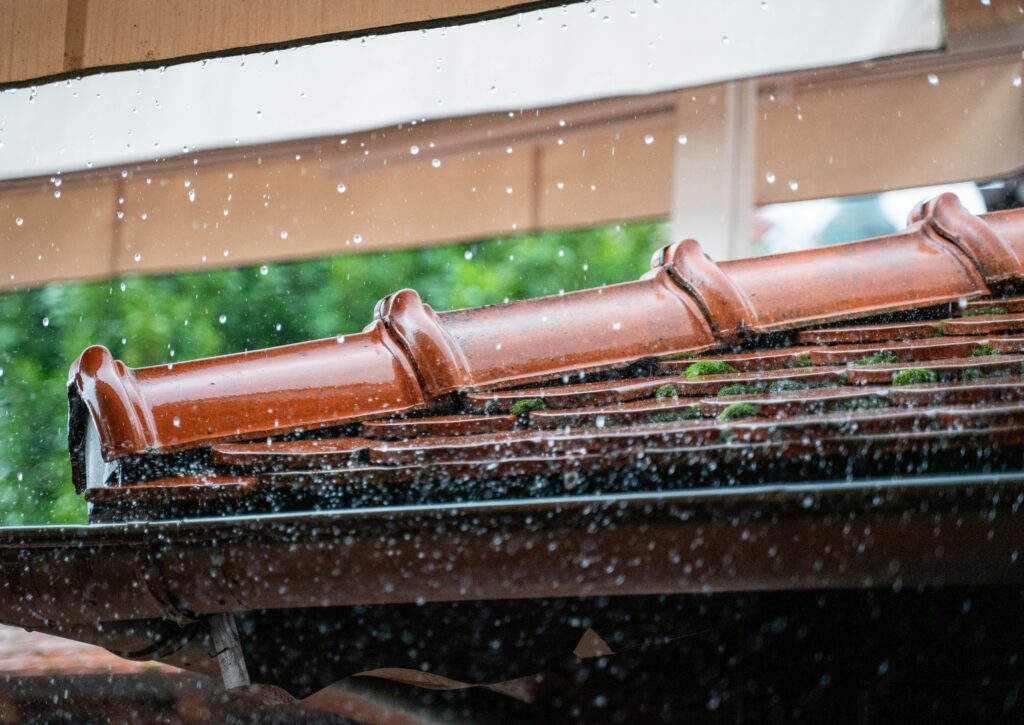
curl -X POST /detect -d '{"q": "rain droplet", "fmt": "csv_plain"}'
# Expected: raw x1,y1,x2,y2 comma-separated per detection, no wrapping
187,188,196,202
1014,76,1022,88
431,158,442,168
721,35,730,45
612,321,622,331
927,73,939,86
218,314,227,324
644,134,654,145
766,171,776,184
353,233,362,244
464,250,473,260
280,230,289,239
336,335,346,344
133,252,142,262
677,134,688,145
336,183,347,193
410,145,420,155
505,186,513,195
788,179,799,191
15,217,23,226
259,265,269,275
42,317,49,327
172,417,181,428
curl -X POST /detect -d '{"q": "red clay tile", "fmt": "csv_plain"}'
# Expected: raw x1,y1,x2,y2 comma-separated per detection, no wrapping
672,366,846,395
529,398,701,429
697,386,890,419
940,313,1024,336
887,376,1024,407
360,414,517,439
659,347,820,373
843,354,1024,385
211,438,373,469
796,321,944,345
807,336,993,365
464,376,687,412
962,296,1024,313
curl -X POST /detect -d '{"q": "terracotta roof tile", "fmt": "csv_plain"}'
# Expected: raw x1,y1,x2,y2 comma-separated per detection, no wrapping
57,193,1024,525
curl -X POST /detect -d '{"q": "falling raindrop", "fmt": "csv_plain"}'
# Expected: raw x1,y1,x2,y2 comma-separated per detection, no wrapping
42,317,49,327
927,73,939,86
353,233,362,244
134,252,142,262
788,179,799,191
464,250,474,260
677,134,688,145
172,417,181,428
766,171,776,184
218,314,227,324
15,217,23,226
431,158,442,168
644,134,654,145
280,230,289,240
259,265,269,275
410,145,420,155
1014,76,1022,88
336,183,347,193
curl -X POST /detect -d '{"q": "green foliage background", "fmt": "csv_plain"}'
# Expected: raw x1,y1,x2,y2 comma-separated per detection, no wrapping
0,221,665,524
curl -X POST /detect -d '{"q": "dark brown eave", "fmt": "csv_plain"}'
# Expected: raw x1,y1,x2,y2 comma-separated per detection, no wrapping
2,472,1022,633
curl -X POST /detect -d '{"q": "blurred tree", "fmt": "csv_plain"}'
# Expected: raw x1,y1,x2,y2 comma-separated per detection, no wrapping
0,221,665,524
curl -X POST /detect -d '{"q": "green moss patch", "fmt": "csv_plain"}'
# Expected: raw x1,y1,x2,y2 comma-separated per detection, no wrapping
767,379,810,393
828,397,891,412
654,383,678,399
854,351,896,365
717,383,762,397
661,351,698,361
717,402,758,421
647,406,701,423
891,368,937,386
971,342,997,357
510,398,545,415
684,360,737,377
786,353,814,368
963,306,1008,317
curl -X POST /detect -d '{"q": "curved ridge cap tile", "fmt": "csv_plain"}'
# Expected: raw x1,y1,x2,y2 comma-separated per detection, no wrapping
910,192,1022,285
374,288,473,396
657,238,758,339
68,345,157,458
718,194,992,333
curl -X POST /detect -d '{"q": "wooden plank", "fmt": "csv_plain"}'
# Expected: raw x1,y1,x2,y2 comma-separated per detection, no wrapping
0,0,552,86
0,0,67,83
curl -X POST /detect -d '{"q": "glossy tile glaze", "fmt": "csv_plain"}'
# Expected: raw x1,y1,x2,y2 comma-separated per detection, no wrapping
69,195,1024,488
